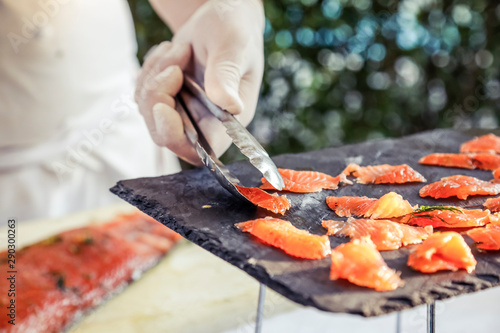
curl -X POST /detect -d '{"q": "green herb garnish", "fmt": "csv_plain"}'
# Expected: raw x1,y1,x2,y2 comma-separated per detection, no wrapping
50,271,66,291
82,235,94,245
412,206,464,214
407,206,463,225
40,235,63,246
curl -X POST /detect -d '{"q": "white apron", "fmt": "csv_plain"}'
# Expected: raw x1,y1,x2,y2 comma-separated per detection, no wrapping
0,0,181,221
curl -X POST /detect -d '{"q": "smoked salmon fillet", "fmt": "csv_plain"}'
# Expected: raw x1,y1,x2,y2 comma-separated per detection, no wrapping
467,225,500,250
494,168,500,179
329,237,404,291
419,175,500,199
401,207,492,228
460,133,500,154
236,186,291,215
343,163,426,184
419,153,500,170
0,212,180,333
326,192,414,219
484,197,500,213
407,232,476,273
322,218,432,251
235,217,331,259
260,168,351,193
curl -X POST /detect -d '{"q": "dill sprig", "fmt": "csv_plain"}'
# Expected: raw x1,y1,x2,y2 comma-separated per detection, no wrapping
412,206,463,214
407,206,463,225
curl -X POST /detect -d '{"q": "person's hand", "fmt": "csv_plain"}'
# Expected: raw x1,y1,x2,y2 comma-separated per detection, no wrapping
135,0,265,166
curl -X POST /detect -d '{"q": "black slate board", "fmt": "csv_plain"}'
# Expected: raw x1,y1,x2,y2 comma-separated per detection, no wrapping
111,128,500,317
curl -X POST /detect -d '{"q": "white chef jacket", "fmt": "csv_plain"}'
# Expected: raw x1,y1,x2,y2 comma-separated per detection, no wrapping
0,0,181,221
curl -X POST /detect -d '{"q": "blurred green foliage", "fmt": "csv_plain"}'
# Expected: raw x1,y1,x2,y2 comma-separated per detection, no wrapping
128,0,500,162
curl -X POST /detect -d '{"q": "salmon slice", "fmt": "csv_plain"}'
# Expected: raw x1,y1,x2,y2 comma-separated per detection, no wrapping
260,168,351,193
236,186,291,215
407,232,476,273
235,217,331,259
322,218,432,251
419,153,500,170
484,197,500,213
329,236,404,291
460,133,500,154
419,153,475,169
326,192,414,219
401,207,492,228
326,196,377,217
494,168,500,179
467,225,500,250
419,175,500,199
343,163,426,184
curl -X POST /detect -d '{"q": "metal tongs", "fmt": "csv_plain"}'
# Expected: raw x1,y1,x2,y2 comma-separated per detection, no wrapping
175,76,284,202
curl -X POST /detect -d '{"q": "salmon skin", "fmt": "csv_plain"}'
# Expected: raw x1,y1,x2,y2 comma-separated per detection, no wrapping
326,192,414,219
419,175,500,200
484,197,500,213
322,218,432,251
235,217,331,259
236,186,291,215
401,207,492,228
260,168,351,193
329,237,404,291
407,232,476,273
0,212,180,333
343,163,426,184
419,153,500,170
467,225,500,250
460,133,500,154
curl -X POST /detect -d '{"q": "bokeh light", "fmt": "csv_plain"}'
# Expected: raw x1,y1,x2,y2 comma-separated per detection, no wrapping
129,0,500,160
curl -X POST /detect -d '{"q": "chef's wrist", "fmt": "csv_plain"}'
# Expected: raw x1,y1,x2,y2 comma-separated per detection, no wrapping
216,0,265,33
149,0,208,33
149,0,265,34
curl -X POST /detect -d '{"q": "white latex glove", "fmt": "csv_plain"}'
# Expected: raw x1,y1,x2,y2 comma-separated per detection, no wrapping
135,0,265,166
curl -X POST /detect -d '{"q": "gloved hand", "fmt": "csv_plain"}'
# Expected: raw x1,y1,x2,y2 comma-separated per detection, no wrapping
135,0,265,166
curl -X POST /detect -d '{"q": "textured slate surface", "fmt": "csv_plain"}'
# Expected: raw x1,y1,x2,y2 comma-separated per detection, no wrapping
110,128,500,317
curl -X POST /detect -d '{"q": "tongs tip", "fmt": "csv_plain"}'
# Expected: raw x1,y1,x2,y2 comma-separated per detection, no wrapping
181,75,285,195
262,169,285,191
